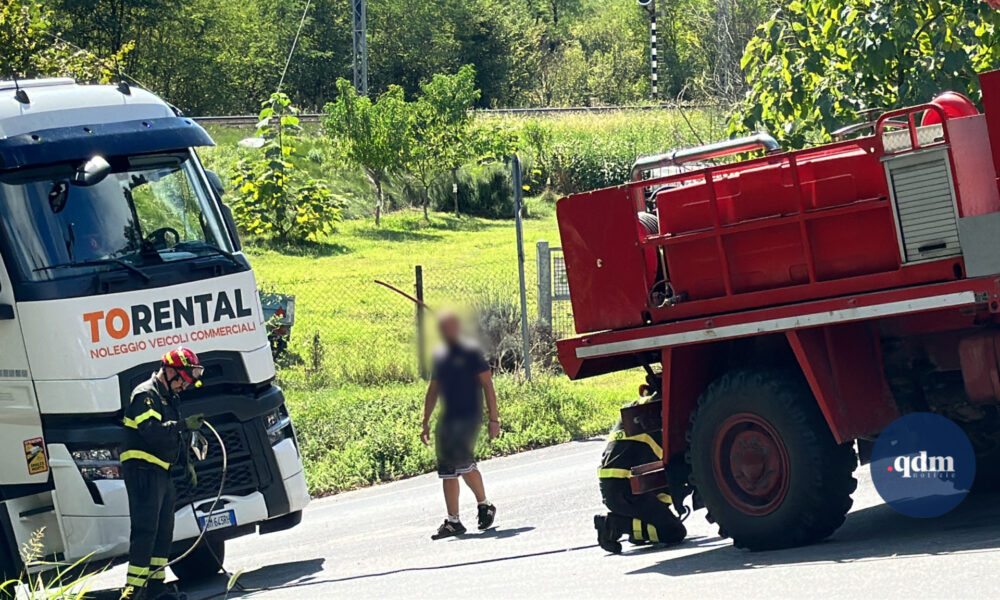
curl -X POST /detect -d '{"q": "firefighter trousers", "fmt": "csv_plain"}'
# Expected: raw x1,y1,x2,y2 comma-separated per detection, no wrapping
123,460,177,595
599,478,686,545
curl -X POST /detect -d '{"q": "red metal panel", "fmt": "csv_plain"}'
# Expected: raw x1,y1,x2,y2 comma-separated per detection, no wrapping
786,323,899,443
557,276,1000,379
959,331,1000,403
806,209,900,281
948,114,1000,218
556,186,650,334
661,345,721,458
723,223,808,294
978,70,1000,186
647,257,959,324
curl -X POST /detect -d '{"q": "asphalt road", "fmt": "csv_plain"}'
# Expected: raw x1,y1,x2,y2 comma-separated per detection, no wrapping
93,439,1000,599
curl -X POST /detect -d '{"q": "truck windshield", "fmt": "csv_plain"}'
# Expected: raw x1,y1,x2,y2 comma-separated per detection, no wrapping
0,152,233,282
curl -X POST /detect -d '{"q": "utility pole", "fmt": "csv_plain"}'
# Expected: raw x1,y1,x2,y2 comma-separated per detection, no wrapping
638,0,658,101
512,155,532,381
352,0,368,96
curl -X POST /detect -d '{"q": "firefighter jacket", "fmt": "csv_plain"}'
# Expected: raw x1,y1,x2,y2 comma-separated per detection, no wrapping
122,375,185,470
598,399,664,480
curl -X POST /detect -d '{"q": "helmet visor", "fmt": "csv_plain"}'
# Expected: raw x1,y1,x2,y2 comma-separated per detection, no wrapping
177,365,205,385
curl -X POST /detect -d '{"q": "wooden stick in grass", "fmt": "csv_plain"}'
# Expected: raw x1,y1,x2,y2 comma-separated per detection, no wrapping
374,280,436,315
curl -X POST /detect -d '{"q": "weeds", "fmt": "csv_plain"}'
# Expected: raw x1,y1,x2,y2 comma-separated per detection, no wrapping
2,529,99,599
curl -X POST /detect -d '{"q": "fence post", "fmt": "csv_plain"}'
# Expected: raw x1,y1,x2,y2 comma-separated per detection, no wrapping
537,240,552,329
415,265,427,380
512,155,532,381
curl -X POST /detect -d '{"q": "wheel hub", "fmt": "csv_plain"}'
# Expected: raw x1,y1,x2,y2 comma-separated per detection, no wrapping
712,413,790,516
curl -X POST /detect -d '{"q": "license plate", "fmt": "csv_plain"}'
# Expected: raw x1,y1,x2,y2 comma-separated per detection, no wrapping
197,509,236,532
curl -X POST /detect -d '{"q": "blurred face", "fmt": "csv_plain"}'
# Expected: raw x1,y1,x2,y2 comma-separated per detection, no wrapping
438,313,461,344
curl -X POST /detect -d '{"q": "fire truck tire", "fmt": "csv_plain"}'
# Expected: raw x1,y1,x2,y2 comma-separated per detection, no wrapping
170,536,225,581
687,368,857,551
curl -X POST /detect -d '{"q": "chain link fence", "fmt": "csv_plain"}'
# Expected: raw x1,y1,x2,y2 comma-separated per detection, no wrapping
258,251,548,385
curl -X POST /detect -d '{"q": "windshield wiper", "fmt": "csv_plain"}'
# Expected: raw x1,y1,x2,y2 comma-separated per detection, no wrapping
173,240,243,268
34,258,151,282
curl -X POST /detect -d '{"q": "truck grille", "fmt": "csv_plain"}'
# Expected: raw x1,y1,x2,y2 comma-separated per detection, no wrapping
170,420,261,507
885,147,962,263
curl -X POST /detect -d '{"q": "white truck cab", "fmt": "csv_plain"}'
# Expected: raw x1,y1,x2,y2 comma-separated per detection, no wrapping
0,78,309,581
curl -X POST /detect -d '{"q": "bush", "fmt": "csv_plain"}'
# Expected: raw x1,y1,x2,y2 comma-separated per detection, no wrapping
231,94,343,242
472,292,563,374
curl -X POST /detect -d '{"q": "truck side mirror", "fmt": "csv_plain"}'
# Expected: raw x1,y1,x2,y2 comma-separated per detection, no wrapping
205,169,226,199
205,169,242,252
72,156,111,187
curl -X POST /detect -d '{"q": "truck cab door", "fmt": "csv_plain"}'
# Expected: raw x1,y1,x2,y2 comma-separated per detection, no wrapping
0,263,59,568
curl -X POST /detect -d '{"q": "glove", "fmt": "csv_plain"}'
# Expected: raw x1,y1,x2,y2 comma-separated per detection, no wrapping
187,462,198,487
185,413,205,430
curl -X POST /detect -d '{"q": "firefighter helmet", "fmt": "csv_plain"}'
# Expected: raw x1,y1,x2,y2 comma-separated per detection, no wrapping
162,347,204,387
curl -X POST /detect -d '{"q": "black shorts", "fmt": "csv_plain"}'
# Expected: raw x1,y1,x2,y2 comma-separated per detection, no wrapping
436,418,481,478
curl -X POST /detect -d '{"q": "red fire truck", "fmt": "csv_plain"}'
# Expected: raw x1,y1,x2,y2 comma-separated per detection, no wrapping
556,70,1000,550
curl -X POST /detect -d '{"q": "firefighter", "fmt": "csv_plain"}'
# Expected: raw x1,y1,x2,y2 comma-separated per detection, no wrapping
594,394,686,554
121,347,205,600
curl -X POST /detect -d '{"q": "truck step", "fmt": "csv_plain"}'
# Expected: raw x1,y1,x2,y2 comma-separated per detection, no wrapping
620,399,662,436
630,461,668,495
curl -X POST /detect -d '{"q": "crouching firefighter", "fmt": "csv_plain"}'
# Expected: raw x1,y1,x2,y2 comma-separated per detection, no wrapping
594,381,687,554
121,347,205,600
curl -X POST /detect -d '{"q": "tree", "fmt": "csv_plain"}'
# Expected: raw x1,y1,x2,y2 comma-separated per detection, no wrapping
231,93,342,242
0,0,130,83
324,78,412,226
733,0,1000,148
410,65,481,218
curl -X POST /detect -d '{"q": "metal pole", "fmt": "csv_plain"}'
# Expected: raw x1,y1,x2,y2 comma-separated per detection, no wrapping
650,0,658,101
536,240,552,329
352,0,368,96
512,156,532,381
415,265,426,380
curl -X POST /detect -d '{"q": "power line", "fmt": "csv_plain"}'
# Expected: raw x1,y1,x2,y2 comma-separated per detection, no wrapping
277,0,314,94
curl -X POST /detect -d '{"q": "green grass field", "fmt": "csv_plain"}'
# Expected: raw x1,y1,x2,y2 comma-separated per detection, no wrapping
244,210,639,495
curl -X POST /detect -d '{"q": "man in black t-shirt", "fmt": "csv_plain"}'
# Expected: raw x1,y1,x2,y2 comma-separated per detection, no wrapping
421,312,500,539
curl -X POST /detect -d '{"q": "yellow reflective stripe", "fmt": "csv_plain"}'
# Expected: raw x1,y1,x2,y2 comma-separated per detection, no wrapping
598,468,632,479
150,570,166,581
626,433,663,459
648,524,659,543
656,492,673,505
127,565,149,575
133,409,162,425
150,557,168,566
632,519,643,541
120,450,170,470
607,431,663,459
124,418,138,429
126,576,147,587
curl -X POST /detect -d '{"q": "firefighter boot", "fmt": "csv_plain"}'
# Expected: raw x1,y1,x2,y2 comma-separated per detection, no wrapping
593,515,622,554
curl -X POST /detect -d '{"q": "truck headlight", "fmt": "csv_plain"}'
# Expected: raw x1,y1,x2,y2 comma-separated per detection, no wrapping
263,406,293,445
71,448,122,480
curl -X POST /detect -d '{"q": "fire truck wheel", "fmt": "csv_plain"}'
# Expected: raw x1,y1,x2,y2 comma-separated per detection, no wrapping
170,536,225,581
687,368,858,551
